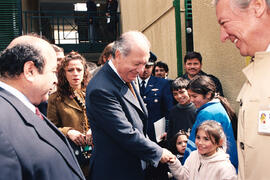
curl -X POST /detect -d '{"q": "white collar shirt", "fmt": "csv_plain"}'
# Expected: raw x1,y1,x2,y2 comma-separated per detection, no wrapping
266,44,270,52
0,81,35,113
108,60,126,84
138,76,150,87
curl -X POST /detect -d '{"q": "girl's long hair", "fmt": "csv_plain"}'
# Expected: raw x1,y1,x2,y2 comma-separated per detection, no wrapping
187,75,237,139
196,120,227,151
56,51,90,100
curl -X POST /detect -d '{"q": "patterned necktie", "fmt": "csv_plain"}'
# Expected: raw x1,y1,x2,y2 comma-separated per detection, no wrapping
35,107,44,120
140,80,146,96
127,82,137,99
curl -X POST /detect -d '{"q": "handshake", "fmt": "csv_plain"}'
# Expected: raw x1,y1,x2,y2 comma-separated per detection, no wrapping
160,148,176,163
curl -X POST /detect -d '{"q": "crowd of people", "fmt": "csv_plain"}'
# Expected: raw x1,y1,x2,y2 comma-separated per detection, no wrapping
0,31,237,180
1,0,270,179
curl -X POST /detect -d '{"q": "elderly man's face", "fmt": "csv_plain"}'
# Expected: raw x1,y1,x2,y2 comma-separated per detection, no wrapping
216,0,261,56
116,47,148,83
184,58,201,78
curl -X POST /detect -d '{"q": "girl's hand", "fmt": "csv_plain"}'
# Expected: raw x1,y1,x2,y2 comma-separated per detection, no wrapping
85,129,93,146
67,129,86,146
168,155,177,164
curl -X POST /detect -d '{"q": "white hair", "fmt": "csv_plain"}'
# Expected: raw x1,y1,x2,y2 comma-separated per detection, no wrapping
111,30,150,58
213,0,270,9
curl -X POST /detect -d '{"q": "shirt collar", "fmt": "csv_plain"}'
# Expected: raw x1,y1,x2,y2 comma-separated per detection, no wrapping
138,76,150,86
0,81,36,113
108,60,126,84
266,44,270,52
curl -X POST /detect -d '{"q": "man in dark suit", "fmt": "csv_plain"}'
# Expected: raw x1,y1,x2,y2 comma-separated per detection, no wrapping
138,53,174,142
0,35,85,180
86,31,174,180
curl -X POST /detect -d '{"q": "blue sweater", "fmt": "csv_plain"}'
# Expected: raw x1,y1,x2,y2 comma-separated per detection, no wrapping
183,99,238,170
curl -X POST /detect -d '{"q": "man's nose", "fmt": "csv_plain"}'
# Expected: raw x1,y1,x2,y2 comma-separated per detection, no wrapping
220,27,229,43
138,65,145,74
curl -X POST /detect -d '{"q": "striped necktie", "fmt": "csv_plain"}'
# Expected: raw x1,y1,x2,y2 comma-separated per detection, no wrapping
127,82,137,99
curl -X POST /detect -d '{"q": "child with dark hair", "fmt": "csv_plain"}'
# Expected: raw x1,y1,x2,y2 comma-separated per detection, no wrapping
170,130,189,163
183,75,238,170
169,120,237,180
167,77,196,141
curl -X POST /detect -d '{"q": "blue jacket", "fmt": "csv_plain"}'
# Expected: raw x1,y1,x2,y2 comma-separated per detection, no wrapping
140,76,174,141
183,99,238,170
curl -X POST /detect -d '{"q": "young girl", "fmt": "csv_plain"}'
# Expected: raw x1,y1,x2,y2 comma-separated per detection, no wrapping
183,75,238,170
168,120,237,180
170,130,189,164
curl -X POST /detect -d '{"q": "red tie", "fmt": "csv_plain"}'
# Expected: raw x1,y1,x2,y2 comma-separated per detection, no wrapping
35,107,44,120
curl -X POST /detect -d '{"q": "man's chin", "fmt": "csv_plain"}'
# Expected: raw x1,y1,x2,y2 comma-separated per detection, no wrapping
41,94,49,103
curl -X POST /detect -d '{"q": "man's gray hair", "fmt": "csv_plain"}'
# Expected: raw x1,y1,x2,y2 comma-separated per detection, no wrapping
111,35,131,58
111,31,150,58
214,0,270,9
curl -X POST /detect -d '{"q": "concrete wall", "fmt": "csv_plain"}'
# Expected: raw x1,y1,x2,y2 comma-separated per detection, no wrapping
192,0,246,112
119,0,185,79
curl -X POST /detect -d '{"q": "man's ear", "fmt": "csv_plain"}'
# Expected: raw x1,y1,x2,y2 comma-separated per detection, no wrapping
23,61,38,82
115,49,121,59
251,0,267,17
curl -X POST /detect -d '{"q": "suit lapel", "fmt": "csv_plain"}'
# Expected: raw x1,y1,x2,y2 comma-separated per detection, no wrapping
0,89,84,179
133,82,148,117
121,83,144,113
103,63,147,116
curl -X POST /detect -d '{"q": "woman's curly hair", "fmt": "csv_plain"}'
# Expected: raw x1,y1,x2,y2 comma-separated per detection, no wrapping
56,51,90,100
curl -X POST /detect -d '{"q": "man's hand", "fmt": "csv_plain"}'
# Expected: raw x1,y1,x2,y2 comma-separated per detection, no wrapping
160,148,175,163
159,132,167,141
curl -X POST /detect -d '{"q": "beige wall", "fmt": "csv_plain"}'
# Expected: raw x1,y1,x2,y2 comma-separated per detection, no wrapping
192,0,246,112
119,0,183,79
120,0,246,112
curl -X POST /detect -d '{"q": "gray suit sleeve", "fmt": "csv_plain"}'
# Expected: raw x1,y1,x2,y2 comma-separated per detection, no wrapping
0,130,22,180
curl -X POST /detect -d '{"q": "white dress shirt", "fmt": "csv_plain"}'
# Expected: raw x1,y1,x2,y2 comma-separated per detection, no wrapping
0,81,35,113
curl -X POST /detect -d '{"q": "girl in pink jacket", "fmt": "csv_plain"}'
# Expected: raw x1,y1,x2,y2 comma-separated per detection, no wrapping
168,120,237,180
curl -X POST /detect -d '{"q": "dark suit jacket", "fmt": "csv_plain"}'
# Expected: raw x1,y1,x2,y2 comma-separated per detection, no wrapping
0,87,85,180
140,76,174,141
86,62,163,180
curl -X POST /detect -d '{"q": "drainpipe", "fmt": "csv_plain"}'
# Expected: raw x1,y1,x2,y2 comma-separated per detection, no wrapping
173,0,183,77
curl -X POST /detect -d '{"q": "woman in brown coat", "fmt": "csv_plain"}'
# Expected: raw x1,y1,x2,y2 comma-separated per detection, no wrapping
47,51,91,177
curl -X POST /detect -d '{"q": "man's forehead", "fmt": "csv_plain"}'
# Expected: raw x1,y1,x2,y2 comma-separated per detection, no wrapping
186,58,201,63
156,66,165,70
145,65,154,69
